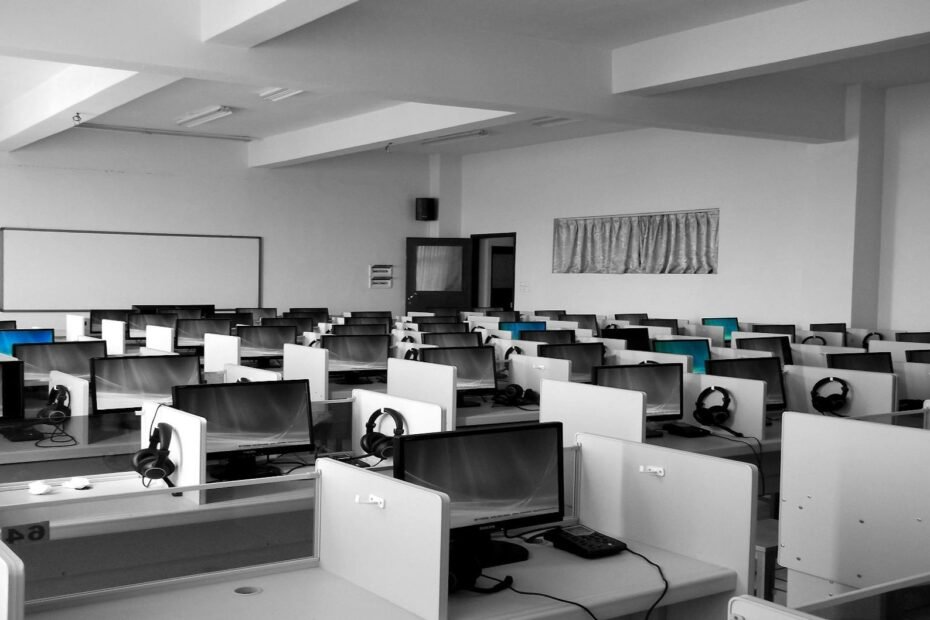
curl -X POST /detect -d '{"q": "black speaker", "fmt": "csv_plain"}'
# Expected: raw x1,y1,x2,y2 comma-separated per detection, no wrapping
415,197,438,221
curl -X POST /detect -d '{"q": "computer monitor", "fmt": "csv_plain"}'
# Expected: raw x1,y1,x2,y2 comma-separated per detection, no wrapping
153,304,214,318
420,332,483,348
498,321,546,338
236,308,278,326
826,351,894,374
417,322,468,333
91,354,201,414
13,340,107,384
0,358,24,420
0,329,54,356
896,332,930,344
89,310,130,334
411,316,459,325
173,379,313,481
349,311,393,319
705,357,787,411
613,313,648,325
517,330,576,345
594,363,683,422
331,324,388,336
419,346,497,405
393,422,563,570
653,339,711,374
701,317,739,343
534,310,565,319
601,327,652,352
486,311,519,322
0,321,15,330
237,325,298,356
344,316,393,329
262,317,317,335
320,334,391,378
210,312,254,327
751,323,796,342
809,322,847,346
640,318,680,335
905,349,930,363
290,307,328,314
128,313,178,339
537,343,605,383
282,310,329,328
561,314,599,336
735,335,794,365
176,318,232,347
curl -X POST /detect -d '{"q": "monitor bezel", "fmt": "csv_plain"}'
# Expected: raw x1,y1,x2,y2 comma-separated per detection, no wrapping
320,334,392,377
705,356,787,411
825,351,895,374
12,340,108,383
536,342,606,383
734,335,794,366
593,362,684,422
418,345,498,395
90,353,202,415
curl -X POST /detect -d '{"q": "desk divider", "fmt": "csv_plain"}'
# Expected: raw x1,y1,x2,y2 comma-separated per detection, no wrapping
203,333,240,374
848,327,895,348
101,319,125,355
894,360,930,400
788,343,864,368
575,432,756,601
386,358,456,431
779,413,930,606
508,354,570,395
300,330,316,346
316,458,448,620
0,540,24,620
140,402,206,506
488,338,539,367
65,314,85,341
48,371,89,417
643,325,674,338
145,325,175,353
682,373,767,439
867,339,929,361
391,327,418,346
351,389,444,457
797,329,845,347
540,379,644,444
616,348,693,372
578,336,627,365
282,343,328,401
683,323,725,347
224,364,281,383
710,346,772,359
466,316,499,332
138,347,177,356
783,365,897,417
543,319,579,331
728,596,820,620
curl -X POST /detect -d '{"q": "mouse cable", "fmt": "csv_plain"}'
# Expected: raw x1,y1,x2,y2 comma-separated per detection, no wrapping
624,547,669,620
479,574,598,620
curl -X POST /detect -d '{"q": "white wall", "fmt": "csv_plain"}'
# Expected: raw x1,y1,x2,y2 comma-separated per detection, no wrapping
0,128,431,328
461,128,858,326
880,82,930,330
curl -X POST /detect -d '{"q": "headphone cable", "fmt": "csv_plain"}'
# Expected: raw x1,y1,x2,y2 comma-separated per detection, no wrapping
709,431,766,497
478,574,598,620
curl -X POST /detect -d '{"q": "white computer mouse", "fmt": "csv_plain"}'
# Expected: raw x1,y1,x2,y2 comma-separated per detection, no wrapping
27,480,52,495
62,476,91,490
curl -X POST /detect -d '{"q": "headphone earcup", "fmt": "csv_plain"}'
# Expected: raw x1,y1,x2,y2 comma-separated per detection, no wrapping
132,448,158,473
705,404,729,425
504,383,524,402
370,434,395,459
824,393,846,412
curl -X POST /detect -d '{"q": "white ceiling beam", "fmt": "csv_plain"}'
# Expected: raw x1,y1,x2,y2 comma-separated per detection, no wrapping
612,0,930,95
0,66,179,151
201,0,358,48
249,103,513,167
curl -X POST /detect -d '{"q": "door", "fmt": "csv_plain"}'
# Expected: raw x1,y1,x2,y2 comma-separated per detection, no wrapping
405,238,473,313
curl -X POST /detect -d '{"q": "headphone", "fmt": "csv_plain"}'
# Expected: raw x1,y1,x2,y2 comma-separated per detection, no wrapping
811,376,850,415
485,334,499,344
693,386,732,426
38,385,71,423
132,423,177,486
359,408,405,459
504,345,523,360
802,335,826,345
401,335,416,343
862,332,882,347
404,347,419,360
308,338,322,347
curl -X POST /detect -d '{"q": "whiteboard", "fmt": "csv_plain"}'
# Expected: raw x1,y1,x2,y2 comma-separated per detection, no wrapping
1,228,261,310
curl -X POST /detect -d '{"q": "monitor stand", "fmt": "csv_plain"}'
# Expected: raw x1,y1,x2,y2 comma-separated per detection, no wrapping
645,422,664,438
208,454,281,481
332,371,373,385
456,393,482,408
451,530,529,571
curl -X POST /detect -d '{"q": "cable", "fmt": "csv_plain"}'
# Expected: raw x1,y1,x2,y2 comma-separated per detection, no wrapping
709,431,766,497
33,422,77,448
625,547,669,620
479,574,598,620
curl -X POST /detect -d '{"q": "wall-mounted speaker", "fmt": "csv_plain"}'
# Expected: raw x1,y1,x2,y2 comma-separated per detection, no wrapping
415,197,438,221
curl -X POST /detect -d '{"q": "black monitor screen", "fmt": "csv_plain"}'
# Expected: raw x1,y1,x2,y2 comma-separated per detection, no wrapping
394,422,563,535
896,332,930,344
614,313,648,325
653,339,711,374
0,359,24,419
421,332,483,348
561,314,599,336
906,349,930,363
487,311,519,322
91,354,201,414
90,310,130,334
534,310,565,319
751,324,796,342
601,327,651,352
537,343,605,383
159,308,205,320
13,341,107,384
237,326,297,356
283,310,329,328
735,335,793,365
518,330,576,345
263,317,317,334
173,379,313,460
418,323,468,333
594,363,683,421
0,329,54,356
640,318,680,335
211,312,253,327
702,317,739,343
826,352,894,374
331,324,388,336
236,308,277,326
705,357,786,410
411,316,458,325
128,313,177,338
321,334,391,374
499,322,546,338
0,321,15,330
419,346,497,394
810,322,846,333
290,307,328,314
350,311,393,319
344,317,393,329
176,319,232,347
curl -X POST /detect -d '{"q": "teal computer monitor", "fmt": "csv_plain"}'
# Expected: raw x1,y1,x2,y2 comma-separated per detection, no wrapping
653,339,711,374
701,317,739,343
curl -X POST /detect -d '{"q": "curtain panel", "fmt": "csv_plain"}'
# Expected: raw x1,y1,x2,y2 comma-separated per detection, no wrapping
552,209,719,274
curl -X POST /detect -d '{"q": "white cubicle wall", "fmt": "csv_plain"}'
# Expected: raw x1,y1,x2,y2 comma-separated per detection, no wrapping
783,365,897,417
539,380,645,445
508,354,570,396
386,358,456,432
282,343,328,401
867,338,930,361
223,364,281,383
203,333,240,374
682,373,767,440
100,319,125,355
350,389,445,459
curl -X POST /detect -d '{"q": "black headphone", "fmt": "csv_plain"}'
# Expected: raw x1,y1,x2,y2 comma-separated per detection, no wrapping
485,334,499,344
862,332,882,347
400,335,416,343
811,376,850,415
404,347,419,360
694,386,732,426
802,335,826,345
309,338,322,347
359,408,405,459
504,345,523,360
132,423,177,486
38,385,71,423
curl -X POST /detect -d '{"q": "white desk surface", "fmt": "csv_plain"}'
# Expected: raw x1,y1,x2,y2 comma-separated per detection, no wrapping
649,419,782,459
0,427,138,465
455,400,540,427
24,540,735,620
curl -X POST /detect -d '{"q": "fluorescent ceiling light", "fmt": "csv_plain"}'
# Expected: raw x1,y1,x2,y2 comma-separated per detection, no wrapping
259,87,305,102
175,105,233,128
420,128,489,146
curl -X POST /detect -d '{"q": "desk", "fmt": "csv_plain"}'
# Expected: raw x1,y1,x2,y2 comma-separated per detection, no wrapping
0,415,139,468
454,399,539,427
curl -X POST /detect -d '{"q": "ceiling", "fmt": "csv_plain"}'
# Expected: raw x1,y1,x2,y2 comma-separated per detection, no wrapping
1,0,929,165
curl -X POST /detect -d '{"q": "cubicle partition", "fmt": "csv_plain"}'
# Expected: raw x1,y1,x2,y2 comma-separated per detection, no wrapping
386,358,456,432
539,379,645,444
783,365,897,417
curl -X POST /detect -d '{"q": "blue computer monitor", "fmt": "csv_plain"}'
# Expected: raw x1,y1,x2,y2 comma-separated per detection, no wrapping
0,329,54,356
653,339,711,374
701,317,739,343
498,321,546,338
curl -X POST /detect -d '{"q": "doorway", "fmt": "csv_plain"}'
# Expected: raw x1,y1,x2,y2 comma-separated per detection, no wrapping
472,233,516,311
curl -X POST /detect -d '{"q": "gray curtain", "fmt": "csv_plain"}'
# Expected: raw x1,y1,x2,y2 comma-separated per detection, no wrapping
552,209,718,274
